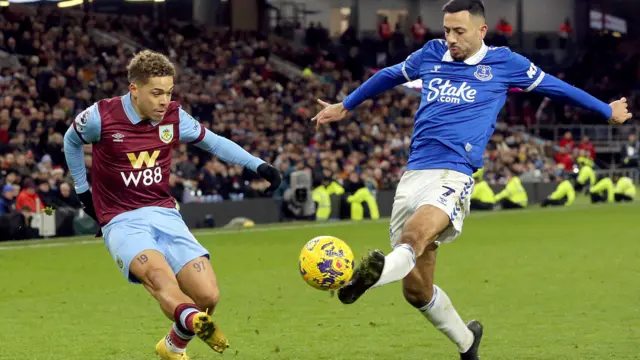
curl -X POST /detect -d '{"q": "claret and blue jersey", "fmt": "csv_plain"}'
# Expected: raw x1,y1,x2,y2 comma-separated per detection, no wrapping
343,39,613,176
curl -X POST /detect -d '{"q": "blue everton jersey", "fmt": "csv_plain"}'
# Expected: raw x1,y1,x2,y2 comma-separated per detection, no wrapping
343,39,612,176
405,39,543,175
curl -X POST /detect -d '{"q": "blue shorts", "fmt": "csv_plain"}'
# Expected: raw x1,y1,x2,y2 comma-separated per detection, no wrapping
102,206,209,284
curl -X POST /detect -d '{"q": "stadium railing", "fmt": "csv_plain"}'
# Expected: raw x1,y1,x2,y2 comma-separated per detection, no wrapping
532,124,640,154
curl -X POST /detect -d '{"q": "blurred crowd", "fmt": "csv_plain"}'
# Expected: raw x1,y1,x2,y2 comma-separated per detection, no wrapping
274,17,640,128
0,5,636,230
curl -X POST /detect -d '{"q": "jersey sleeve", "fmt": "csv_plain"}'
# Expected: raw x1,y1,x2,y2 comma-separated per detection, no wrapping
73,104,101,144
343,46,425,111
505,51,545,92
505,50,612,119
399,46,424,82
178,108,206,144
65,104,100,194
195,130,265,172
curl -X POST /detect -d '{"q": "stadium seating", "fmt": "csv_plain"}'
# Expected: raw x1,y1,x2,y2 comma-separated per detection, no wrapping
0,6,637,240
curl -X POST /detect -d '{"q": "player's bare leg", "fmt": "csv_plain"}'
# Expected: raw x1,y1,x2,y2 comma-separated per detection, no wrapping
175,256,229,353
177,256,220,313
129,250,201,359
130,250,197,319
338,205,448,304
403,248,483,360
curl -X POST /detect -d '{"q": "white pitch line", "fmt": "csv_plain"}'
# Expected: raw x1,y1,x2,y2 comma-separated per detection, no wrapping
0,219,388,251
0,202,635,251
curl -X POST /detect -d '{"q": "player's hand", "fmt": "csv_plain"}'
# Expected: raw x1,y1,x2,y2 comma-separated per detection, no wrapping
257,163,282,195
608,97,633,125
312,99,348,130
77,190,102,237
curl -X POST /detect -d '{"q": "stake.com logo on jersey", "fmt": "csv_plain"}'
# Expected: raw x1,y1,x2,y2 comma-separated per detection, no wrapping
426,78,477,104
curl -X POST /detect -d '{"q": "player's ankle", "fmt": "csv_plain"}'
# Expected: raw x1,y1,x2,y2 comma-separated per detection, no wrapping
174,303,201,334
166,322,195,353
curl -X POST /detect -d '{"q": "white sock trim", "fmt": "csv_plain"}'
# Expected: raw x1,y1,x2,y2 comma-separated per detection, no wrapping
418,285,439,313
179,308,199,331
372,244,417,288
173,323,195,340
393,243,416,264
165,335,187,353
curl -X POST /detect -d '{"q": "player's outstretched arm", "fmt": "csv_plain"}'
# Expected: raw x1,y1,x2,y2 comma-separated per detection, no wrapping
313,47,425,128
533,75,631,125
178,109,282,193
507,52,632,124
63,105,101,224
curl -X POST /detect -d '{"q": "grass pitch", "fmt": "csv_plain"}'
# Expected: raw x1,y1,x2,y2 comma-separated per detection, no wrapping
1,203,639,360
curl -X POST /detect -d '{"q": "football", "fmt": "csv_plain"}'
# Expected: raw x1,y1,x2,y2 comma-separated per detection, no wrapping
298,236,355,290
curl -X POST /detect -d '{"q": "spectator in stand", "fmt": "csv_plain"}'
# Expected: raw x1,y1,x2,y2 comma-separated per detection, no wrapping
54,182,82,209
390,23,408,64
343,46,364,82
411,16,427,49
578,136,596,159
559,18,573,49
554,146,574,172
621,134,639,168
15,178,44,212
378,16,392,55
36,179,56,207
495,18,513,46
169,173,186,203
0,184,14,215
558,131,575,150
305,22,318,49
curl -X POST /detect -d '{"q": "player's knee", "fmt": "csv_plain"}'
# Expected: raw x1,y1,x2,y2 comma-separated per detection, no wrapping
144,267,175,293
403,284,434,309
194,288,220,312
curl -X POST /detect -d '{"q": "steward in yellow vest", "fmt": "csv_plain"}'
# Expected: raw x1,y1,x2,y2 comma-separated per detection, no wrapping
312,178,344,220
470,168,495,211
541,174,575,207
494,172,528,209
347,187,380,221
574,152,595,193
590,176,614,204
614,176,636,202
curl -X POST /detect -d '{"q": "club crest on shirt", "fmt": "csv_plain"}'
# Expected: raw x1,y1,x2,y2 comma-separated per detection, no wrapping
159,124,174,144
474,65,493,81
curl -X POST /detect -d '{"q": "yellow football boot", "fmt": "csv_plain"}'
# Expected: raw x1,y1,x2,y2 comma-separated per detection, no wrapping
155,338,190,360
191,312,230,353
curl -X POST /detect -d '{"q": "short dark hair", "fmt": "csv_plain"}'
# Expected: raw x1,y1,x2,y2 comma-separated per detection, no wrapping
442,0,486,18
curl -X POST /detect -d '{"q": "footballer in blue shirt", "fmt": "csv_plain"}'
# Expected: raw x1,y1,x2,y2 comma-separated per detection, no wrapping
312,1,632,359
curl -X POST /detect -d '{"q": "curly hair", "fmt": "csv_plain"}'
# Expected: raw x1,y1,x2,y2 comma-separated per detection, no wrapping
126,50,176,84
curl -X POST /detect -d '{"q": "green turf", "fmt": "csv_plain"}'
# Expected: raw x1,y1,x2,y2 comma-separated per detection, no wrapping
1,203,639,360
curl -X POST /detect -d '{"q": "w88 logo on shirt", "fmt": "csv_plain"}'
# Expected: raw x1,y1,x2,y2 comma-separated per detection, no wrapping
426,78,477,104
121,151,163,186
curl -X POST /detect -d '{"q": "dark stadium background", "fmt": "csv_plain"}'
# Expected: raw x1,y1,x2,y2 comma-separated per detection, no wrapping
0,0,638,239
0,2,639,360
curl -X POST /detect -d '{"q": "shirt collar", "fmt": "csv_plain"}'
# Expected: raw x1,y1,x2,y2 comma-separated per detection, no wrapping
121,92,142,124
442,42,489,65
